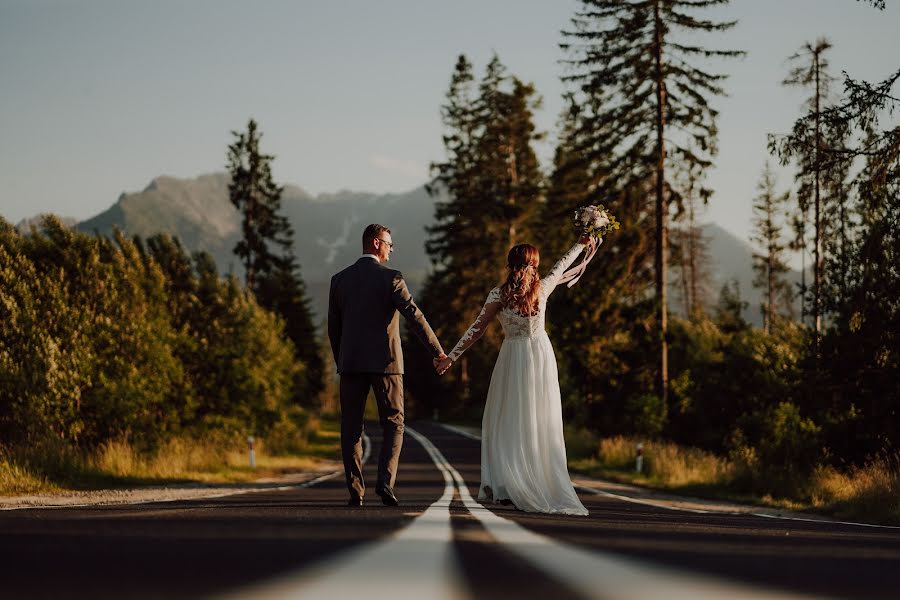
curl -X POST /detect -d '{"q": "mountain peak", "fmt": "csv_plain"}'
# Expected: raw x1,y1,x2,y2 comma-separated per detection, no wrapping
143,172,230,193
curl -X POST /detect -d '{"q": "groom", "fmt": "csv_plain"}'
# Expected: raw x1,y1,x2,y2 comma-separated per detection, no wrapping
328,224,446,506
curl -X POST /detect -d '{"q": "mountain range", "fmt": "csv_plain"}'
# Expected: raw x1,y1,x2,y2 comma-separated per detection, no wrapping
21,173,800,327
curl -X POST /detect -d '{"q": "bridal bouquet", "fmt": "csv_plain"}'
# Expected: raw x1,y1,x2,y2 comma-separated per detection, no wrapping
574,204,619,240
560,205,618,288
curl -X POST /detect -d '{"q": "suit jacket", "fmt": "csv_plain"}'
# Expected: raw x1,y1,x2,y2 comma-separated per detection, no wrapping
328,257,443,374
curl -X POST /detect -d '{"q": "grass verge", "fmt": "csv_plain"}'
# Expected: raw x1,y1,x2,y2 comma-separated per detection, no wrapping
0,415,342,496
566,428,900,526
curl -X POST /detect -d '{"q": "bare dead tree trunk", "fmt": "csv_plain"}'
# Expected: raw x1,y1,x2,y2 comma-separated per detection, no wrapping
687,187,698,317
653,0,669,416
813,51,823,350
506,140,519,247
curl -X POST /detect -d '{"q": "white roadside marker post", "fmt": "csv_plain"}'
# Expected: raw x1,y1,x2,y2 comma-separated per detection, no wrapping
248,435,257,469
635,442,644,474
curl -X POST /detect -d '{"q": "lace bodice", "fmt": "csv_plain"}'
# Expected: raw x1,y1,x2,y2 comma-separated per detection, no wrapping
447,243,586,362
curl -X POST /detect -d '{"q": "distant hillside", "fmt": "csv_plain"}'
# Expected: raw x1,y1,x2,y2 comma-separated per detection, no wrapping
75,173,438,320
77,173,244,274
699,223,802,327
64,173,799,326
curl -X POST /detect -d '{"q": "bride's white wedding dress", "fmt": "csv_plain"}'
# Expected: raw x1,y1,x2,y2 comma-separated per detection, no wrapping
447,243,589,516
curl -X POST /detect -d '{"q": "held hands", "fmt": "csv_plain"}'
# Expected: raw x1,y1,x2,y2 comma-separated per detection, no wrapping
433,353,453,376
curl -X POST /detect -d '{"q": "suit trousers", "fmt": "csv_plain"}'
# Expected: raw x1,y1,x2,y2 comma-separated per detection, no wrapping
339,373,404,499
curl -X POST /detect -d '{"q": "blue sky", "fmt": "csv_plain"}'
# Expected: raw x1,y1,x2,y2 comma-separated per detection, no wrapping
1,0,897,246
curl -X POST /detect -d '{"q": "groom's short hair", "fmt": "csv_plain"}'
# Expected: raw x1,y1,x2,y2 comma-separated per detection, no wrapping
362,224,391,245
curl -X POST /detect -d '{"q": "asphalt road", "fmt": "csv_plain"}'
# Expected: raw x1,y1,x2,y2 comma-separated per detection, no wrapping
1,422,898,599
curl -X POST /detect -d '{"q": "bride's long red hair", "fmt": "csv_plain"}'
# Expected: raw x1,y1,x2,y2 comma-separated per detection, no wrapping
500,244,541,316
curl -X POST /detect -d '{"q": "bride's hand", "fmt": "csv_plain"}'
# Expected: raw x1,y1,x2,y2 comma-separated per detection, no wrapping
435,356,453,375
579,234,596,249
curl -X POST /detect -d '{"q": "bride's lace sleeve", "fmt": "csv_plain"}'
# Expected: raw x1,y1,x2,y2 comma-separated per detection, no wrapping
541,242,587,293
448,288,502,362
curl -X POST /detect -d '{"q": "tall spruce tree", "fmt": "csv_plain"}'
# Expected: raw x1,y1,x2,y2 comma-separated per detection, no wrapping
541,93,657,428
419,54,544,408
772,38,836,346
561,0,743,416
751,163,793,332
227,119,292,291
226,119,322,403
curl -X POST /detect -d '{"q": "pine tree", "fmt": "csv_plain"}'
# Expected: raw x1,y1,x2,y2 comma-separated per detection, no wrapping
715,279,749,334
772,43,899,457
226,119,322,403
819,71,900,457
424,54,495,404
787,195,811,326
751,163,793,332
561,0,743,416
541,93,657,428
420,54,544,408
227,119,292,291
771,38,836,346
822,132,853,307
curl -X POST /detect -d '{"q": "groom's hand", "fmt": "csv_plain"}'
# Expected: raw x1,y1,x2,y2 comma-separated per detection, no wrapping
434,356,453,375
433,352,447,368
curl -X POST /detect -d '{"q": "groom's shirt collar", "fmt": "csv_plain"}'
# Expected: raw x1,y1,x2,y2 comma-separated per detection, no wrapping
361,254,380,262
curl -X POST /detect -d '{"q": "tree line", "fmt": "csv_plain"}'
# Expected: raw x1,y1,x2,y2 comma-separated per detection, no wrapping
407,0,898,491
0,120,323,464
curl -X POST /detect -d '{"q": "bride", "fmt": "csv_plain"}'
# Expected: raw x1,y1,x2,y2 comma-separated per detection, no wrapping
435,235,596,516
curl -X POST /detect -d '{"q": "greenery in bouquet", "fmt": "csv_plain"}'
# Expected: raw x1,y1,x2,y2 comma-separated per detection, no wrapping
574,205,620,240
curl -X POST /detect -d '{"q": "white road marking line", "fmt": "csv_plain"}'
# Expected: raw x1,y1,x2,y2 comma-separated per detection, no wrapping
413,426,807,600
750,512,900,530
575,486,711,514
0,434,370,512
436,423,900,532
223,429,466,600
438,423,482,441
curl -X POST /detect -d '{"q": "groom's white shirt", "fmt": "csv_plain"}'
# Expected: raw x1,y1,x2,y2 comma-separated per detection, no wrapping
361,253,380,262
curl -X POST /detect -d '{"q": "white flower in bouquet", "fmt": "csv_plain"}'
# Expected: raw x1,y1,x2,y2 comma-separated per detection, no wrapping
592,213,609,228
580,212,592,226
574,204,619,239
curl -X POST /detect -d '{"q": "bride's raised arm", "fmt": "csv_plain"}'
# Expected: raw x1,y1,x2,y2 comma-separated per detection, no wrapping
541,236,593,293
446,288,503,363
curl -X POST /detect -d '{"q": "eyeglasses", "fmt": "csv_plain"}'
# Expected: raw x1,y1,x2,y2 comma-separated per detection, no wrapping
376,238,394,248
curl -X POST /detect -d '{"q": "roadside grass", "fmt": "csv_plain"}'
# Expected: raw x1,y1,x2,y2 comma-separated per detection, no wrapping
0,415,342,496
0,456,57,495
566,429,900,526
